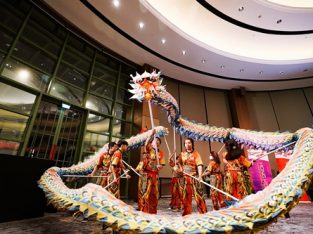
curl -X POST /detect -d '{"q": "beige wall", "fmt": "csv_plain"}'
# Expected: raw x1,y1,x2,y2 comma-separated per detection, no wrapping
270,89,313,132
205,89,232,154
303,87,313,119
246,89,313,132
246,92,279,131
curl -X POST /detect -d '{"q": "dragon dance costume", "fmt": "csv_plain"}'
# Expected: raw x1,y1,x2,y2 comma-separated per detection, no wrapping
168,157,183,210
109,150,125,198
178,150,207,216
204,161,225,210
224,155,252,201
95,151,112,187
138,149,165,214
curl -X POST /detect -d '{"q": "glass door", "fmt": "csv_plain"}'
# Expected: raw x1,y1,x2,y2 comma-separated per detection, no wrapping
26,98,83,167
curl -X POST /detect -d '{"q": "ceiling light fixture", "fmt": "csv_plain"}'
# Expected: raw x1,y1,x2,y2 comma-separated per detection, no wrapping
139,22,144,29
240,69,244,72
201,59,206,63
161,38,166,44
182,50,186,55
279,71,284,74
303,69,308,72
17,69,30,80
277,19,282,24
259,71,264,74
238,6,244,12
113,0,120,8
220,65,225,69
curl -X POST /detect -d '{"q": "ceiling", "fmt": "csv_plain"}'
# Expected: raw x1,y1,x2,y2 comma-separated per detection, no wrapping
40,0,313,91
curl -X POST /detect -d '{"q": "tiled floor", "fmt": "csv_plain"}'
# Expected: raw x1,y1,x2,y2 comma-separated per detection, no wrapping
0,199,312,234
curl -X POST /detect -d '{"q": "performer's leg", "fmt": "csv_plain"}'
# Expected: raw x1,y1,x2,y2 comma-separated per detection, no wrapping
182,177,193,216
148,175,159,214
193,179,207,214
142,176,152,213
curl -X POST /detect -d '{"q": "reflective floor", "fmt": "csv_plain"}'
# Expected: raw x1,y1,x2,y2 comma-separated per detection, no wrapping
0,198,312,234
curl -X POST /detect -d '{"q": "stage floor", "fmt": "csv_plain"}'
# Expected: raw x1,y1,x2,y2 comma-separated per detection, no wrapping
0,198,312,233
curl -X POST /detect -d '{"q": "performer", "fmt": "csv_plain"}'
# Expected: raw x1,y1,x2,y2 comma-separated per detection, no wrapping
168,152,183,211
202,151,225,210
109,140,131,198
223,139,253,201
178,138,207,216
89,142,117,187
137,128,165,214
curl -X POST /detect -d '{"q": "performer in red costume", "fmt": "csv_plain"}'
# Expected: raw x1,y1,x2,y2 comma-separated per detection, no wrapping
89,142,117,187
223,139,253,201
168,152,183,211
202,151,225,210
178,138,207,216
137,128,165,214
109,140,130,198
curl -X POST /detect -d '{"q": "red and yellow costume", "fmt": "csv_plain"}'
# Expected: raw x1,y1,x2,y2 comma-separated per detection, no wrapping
138,149,165,214
168,157,183,210
109,150,125,198
96,152,112,187
205,161,225,210
178,150,207,216
224,155,252,200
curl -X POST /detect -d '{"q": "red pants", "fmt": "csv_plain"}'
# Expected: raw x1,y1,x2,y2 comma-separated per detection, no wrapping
182,176,207,216
169,177,183,209
138,173,159,214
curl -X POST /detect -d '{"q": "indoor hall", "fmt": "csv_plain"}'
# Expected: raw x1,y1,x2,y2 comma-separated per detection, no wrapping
0,0,313,233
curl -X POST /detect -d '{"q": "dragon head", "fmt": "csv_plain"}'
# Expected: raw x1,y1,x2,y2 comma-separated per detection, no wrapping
129,70,165,102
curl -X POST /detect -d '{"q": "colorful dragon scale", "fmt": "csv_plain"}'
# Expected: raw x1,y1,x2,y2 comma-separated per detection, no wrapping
39,127,313,233
39,79,313,233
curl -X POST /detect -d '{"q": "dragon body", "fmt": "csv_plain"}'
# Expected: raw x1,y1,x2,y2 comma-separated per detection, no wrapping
39,74,313,233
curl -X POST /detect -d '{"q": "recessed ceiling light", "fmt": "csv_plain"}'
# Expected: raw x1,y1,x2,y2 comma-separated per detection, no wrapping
258,15,262,18
113,0,120,8
279,71,284,74
161,38,166,44
201,59,206,63
277,19,282,24
220,65,225,69
259,71,264,74
182,50,186,55
240,69,244,72
139,22,144,29
238,6,244,12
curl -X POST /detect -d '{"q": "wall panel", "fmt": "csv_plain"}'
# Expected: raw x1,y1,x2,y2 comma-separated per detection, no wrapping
204,89,232,153
246,92,279,132
270,89,313,132
303,87,313,117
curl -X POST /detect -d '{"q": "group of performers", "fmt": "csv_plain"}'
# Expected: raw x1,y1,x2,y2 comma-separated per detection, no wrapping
89,129,254,216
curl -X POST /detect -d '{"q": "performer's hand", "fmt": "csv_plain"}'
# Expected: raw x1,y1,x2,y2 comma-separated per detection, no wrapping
126,174,131,179
157,164,163,170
